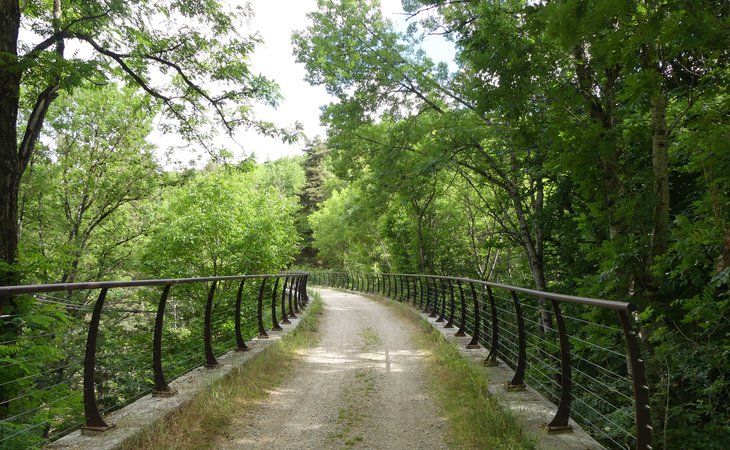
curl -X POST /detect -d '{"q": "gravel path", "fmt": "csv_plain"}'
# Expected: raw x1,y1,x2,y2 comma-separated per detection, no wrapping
213,288,449,450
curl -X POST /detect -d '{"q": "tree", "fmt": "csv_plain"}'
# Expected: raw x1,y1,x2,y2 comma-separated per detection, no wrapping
294,0,554,294
19,84,159,285
140,168,301,278
0,0,293,312
298,138,332,265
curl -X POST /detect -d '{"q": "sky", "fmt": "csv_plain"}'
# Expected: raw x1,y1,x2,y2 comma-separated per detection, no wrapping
157,0,456,166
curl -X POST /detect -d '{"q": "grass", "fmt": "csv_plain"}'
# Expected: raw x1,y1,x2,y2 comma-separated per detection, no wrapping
359,326,382,351
122,292,324,450
376,296,535,450
325,328,381,448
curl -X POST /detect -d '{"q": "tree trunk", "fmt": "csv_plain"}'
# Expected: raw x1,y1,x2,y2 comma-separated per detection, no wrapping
0,0,21,315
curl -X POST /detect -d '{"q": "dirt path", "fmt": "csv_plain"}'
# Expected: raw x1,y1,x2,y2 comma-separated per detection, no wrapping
213,288,448,450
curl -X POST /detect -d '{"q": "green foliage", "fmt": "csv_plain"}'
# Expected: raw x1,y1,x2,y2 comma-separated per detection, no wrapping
18,83,159,284
140,168,301,277
296,0,730,447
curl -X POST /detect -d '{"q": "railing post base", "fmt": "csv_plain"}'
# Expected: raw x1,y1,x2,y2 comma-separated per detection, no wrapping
258,333,269,339
505,382,526,391
81,424,116,435
205,362,220,369
483,359,499,367
454,330,465,336
152,388,177,398
543,424,573,434
465,343,481,349
235,346,250,352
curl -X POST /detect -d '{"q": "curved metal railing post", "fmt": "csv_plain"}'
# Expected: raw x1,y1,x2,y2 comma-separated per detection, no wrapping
153,284,176,396
484,286,499,366
436,279,447,322
387,274,392,298
545,299,573,433
299,275,308,308
466,282,481,349
404,275,411,303
444,279,455,328
234,279,249,352
419,277,424,308
81,288,114,432
280,277,291,325
302,273,309,305
288,276,297,318
257,278,269,338
455,280,467,336
618,309,653,450
426,277,434,312
204,281,219,368
429,277,439,317
271,277,282,331
507,290,526,390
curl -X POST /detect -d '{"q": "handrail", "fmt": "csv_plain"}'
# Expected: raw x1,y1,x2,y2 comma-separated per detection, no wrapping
0,273,295,296
310,271,651,450
0,272,309,448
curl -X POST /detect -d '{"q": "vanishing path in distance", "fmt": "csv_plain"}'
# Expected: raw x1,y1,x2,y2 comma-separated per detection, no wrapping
213,287,448,449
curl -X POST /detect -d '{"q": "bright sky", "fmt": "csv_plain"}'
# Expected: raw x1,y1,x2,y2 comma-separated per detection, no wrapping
159,0,455,166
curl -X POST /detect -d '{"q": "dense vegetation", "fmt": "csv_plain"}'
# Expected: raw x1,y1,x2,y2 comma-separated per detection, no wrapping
292,1,729,448
0,0,727,448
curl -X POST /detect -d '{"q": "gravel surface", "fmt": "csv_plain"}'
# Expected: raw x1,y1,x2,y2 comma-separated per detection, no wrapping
213,288,449,449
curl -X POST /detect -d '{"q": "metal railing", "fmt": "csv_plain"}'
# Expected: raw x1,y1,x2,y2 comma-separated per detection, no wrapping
311,271,651,450
0,273,309,448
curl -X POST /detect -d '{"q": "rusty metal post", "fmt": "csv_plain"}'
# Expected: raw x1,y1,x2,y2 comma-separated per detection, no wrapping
466,282,481,349
298,275,306,308
429,278,439,317
234,279,249,352
288,276,297,318
419,277,424,308
545,299,573,433
455,280,467,336
281,277,291,325
406,275,411,303
204,281,219,368
153,284,176,396
618,309,653,450
257,278,269,339
484,286,499,366
292,276,300,313
387,274,392,298
436,280,447,322
507,291,526,390
81,288,115,432
444,279,455,328
424,277,432,312
271,277,282,331
300,274,307,307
